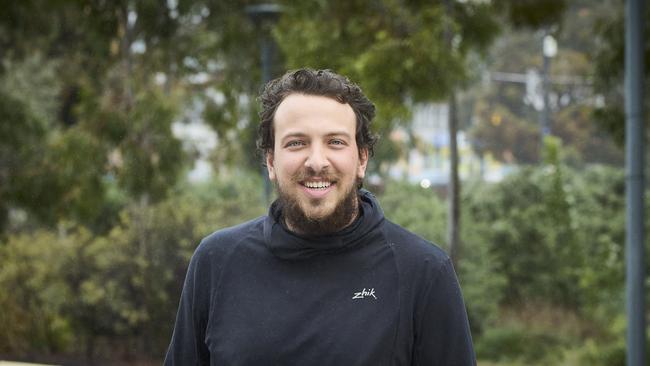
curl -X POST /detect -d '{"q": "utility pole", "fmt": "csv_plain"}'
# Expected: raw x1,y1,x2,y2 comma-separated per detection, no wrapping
625,0,646,365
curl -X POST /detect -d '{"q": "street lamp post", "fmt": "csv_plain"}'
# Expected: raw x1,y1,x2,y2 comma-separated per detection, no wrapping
246,3,283,205
541,32,557,149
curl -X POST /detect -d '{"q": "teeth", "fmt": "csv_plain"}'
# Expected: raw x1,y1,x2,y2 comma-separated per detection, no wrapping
304,181,332,189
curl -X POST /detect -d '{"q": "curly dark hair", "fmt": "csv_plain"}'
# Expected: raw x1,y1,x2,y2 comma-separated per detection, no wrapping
256,68,378,160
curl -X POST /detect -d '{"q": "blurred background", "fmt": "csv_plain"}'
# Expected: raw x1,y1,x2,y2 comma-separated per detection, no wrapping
0,0,647,365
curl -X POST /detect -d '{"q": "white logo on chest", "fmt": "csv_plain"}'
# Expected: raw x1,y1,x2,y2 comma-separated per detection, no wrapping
352,288,377,300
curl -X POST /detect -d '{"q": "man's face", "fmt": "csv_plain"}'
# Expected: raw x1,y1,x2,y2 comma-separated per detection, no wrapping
266,93,368,234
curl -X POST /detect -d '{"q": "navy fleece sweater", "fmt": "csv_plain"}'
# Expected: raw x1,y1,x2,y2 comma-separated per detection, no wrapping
164,190,475,365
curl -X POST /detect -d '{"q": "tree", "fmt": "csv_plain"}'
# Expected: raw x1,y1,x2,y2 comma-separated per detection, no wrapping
0,1,223,233
592,0,650,145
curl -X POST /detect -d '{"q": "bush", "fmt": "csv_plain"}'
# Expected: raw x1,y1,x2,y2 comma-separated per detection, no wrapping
378,179,506,336
0,229,77,355
576,339,626,366
0,171,267,360
378,180,447,246
475,324,567,364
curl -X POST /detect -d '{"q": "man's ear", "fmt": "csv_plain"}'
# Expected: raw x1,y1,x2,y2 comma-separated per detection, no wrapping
357,148,369,179
266,151,276,181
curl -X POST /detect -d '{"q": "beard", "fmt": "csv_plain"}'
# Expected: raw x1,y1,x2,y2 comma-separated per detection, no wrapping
276,175,362,236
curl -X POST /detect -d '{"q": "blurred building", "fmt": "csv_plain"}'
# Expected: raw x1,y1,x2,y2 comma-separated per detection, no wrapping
171,96,217,183
387,103,513,187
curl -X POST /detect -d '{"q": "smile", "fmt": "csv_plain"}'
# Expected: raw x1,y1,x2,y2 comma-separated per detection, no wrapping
302,181,333,189
299,180,336,198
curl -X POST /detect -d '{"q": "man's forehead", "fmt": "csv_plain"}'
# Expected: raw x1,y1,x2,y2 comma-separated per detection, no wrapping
276,93,353,115
274,93,356,128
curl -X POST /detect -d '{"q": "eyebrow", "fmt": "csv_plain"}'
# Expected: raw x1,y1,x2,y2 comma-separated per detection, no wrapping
280,131,352,144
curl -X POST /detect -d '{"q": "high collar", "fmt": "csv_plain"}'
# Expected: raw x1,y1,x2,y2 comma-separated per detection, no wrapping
263,189,385,260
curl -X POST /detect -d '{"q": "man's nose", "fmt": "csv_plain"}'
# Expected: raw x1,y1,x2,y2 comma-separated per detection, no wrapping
304,145,329,173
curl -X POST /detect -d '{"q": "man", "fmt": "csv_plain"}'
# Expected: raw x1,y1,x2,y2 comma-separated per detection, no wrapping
164,69,476,365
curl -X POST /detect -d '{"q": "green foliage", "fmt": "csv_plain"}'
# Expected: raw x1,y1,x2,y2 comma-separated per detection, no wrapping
475,325,567,364
554,104,623,166
0,55,60,231
16,127,107,227
457,186,507,334
467,163,581,307
378,181,447,245
0,172,266,359
464,160,632,364
465,157,625,320
0,230,75,354
570,166,626,321
111,90,186,202
576,338,626,366
0,60,187,231
592,0,650,145
569,316,650,366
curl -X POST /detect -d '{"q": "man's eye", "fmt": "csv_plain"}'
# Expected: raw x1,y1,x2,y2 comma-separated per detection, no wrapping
286,140,305,147
330,139,345,145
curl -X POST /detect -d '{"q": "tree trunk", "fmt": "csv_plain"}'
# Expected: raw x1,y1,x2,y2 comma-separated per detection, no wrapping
447,91,461,271
120,2,135,111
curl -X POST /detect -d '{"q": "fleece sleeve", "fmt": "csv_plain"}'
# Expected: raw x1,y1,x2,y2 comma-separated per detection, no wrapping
164,244,211,365
413,257,476,366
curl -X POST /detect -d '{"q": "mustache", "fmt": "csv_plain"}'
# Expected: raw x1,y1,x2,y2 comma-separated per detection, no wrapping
292,167,338,182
